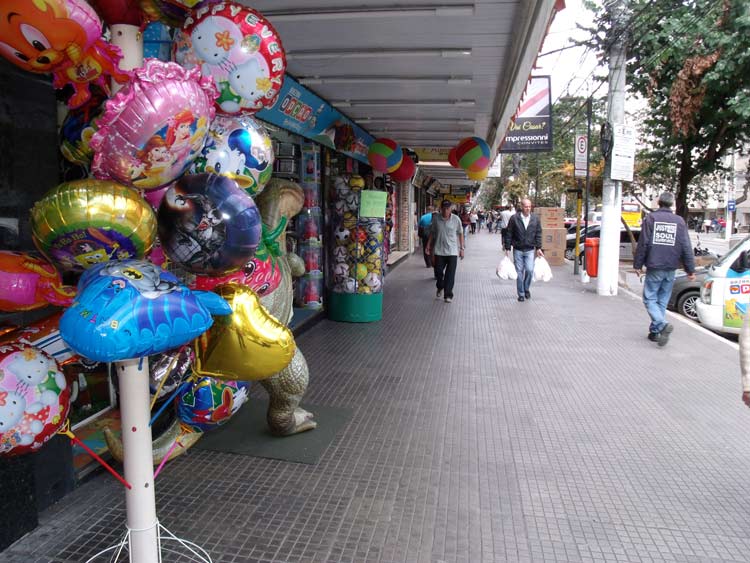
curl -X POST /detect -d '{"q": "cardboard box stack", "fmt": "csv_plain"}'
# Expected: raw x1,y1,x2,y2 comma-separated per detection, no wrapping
537,207,567,266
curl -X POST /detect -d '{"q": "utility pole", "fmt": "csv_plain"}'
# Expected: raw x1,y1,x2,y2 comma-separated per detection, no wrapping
597,0,628,297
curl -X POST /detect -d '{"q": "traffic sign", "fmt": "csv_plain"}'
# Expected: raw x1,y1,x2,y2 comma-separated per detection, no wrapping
574,134,587,178
729,200,736,212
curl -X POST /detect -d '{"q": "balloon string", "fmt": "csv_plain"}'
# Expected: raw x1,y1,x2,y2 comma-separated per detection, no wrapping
58,421,131,490
153,435,185,480
149,380,190,427
148,350,182,411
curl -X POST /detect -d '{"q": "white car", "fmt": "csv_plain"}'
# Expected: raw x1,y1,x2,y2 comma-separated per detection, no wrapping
695,236,750,334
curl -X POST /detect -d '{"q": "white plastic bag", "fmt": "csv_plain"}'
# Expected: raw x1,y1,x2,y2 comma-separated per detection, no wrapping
533,256,553,282
496,255,518,280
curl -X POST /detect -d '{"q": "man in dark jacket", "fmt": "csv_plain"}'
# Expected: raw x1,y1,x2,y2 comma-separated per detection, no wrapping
634,192,696,346
503,198,543,302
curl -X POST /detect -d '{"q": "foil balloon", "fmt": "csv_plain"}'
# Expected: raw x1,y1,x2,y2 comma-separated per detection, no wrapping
0,344,70,457
191,115,274,196
142,185,171,211
140,0,218,28
87,0,146,26
0,0,129,108
0,252,75,312
59,95,105,168
174,2,287,115
158,173,262,276
390,151,416,182
60,260,232,362
176,377,248,432
456,137,491,172
149,346,194,400
30,180,158,273
194,283,295,382
90,59,217,190
0,312,80,367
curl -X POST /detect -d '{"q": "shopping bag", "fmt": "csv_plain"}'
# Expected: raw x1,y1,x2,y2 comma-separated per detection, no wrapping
496,256,517,280
533,256,553,282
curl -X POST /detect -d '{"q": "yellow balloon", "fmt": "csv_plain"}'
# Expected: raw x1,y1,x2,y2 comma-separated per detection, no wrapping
30,179,157,272
194,283,296,381
467,168,488,181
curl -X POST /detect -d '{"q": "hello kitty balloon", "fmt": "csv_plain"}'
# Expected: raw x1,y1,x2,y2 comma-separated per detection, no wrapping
173,2,286,115
0,344,70,456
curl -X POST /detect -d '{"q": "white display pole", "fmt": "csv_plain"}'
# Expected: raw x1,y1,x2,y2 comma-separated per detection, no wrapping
110,24,143,91
117,358,159,563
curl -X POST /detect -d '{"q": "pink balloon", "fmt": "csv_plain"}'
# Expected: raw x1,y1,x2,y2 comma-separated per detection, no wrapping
90,59,217,190
142,185,170,210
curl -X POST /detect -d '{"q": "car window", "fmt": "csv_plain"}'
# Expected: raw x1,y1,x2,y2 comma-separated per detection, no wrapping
712,235,750,268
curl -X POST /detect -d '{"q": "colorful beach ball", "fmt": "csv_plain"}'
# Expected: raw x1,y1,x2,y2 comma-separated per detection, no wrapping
467,168,489,181
455,137,491,172
367,138,403,173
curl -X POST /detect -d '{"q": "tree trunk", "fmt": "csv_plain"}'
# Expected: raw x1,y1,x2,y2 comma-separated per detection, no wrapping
676,141,695,219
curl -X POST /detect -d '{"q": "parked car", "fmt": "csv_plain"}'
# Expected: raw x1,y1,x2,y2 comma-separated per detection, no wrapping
696,235,750,334
565,226,640,262
667,269,708,321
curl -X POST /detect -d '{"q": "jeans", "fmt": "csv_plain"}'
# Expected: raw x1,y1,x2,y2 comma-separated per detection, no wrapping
513,249,535,297
642,269,675,333
435,255,458,298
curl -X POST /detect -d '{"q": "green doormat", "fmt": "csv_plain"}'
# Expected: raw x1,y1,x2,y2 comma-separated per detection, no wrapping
193,399,353,465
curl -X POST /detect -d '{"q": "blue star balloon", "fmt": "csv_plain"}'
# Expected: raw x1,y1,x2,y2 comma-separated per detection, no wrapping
60,260,231,362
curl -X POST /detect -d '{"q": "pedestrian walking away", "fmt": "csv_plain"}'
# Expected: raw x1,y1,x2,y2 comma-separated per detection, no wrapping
417,206,436,268
634,192,696,347
503,198,543,302
469,210,478,234
499,205,513,240
426,200,465,303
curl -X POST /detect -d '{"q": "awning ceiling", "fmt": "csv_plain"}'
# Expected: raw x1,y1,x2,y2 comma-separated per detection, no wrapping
245,1,560,188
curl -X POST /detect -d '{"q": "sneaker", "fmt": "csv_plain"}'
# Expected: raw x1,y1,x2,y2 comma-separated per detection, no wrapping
436,288,443,299
444,297,452,303
525,291,531,299
517,296,525,302
647,332,658,342
657,323,674,347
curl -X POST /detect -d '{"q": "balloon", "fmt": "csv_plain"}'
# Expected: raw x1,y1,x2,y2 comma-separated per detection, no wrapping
174,2,287,115
142,185,171,211
176,377,248,432
0,312,81,367
158,173,262,276
455,137,491,172
390,151,416,182
59,96,105,167
90,59,217,190
0,252,75,312
192,249,282,296
149,346,194,400
191,115,274,196
140,0,219,28
467,168,489,181
88,0,146,26
0,0,130,108
60,260,232,362
448,147,459,168
367,138,402,173
0,344,70,457
30,179,158,273
194,284,295,381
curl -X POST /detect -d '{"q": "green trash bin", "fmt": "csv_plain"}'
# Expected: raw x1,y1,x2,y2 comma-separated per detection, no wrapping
327,291,382,323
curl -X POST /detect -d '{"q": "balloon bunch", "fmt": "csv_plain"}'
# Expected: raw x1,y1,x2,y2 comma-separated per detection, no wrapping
449,137,492,181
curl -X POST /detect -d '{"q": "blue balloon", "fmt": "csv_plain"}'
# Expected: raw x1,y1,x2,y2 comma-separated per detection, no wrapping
176,377,249,432
60,260,231,362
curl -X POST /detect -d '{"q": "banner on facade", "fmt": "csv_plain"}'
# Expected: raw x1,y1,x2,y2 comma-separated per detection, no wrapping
256,76,373,164
499,76,553,153
412,147,451,162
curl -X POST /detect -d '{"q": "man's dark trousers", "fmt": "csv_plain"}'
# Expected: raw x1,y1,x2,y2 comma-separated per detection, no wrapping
435,255,458,298
420,235,431,267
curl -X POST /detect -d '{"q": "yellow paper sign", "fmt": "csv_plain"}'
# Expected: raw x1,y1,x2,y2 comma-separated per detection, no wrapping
360,190,388,218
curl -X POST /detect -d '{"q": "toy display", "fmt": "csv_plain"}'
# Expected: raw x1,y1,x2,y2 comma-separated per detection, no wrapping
0,344,70,456
30,179,158,273
59,260,231,363
174,2,286,115
191,114,274,196
90,59,216,189
0,251,76,311
158,173,262,275
195,283,296,381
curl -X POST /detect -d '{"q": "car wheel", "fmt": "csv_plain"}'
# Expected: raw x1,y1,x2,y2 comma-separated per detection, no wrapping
677,290,700,321
564,247,574,260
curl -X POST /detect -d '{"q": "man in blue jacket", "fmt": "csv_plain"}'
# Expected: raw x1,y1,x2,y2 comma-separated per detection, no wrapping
504,198,543,302
634,192,696,346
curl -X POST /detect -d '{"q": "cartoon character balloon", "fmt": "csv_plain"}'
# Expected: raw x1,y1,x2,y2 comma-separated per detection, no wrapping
176,377,248,432
90,59,216,190
174,2,286,115
30,179,158,273
0,344,70,456
0,252,75,312
60,260,232,362
158,173,262,276
140,0,219,28
191,115,274,196
0,0,130,108
59,94,105,168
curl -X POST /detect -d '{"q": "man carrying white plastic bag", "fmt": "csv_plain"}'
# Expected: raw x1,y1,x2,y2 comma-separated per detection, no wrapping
496,255,517,280
502,198,544,301
533,256,553,282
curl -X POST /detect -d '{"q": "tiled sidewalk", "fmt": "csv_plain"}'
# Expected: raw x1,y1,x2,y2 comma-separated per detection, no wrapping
3,232,750,563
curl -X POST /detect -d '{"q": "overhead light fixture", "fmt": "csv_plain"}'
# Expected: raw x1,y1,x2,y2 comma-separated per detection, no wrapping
264,4,474,22
298,76,472,86
331,100,475,108
287,48,472,60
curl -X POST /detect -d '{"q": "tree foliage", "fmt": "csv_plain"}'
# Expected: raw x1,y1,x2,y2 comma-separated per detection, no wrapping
587,0,750,217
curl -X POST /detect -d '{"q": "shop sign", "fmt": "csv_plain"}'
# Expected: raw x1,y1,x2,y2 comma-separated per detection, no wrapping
360,191,388,219
412,147,451,162
256,76,373,164
499,76,553,153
